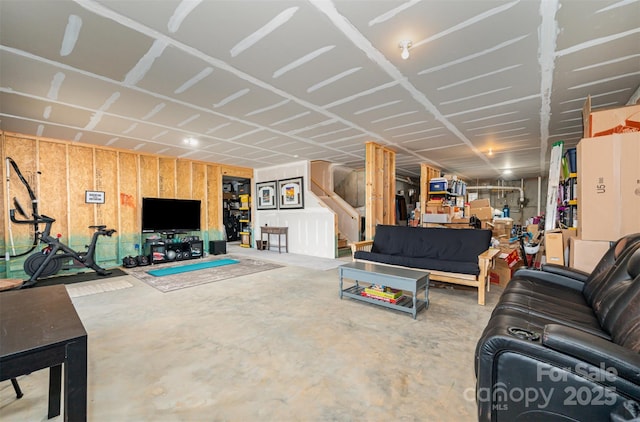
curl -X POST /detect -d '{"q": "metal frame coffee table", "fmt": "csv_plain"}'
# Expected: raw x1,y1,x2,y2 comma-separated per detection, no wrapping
339,261,429,319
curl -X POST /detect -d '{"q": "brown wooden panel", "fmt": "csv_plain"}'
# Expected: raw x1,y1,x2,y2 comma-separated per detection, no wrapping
207,164,222,238
158,158,176,198
38,141,69,242
118,152,138,234
67,144,95,249
192,163,206,231
94,149,118,227
221,165,252,179
176,160,192,198
94,148,119,263
3,136,38,258
139,155,158,199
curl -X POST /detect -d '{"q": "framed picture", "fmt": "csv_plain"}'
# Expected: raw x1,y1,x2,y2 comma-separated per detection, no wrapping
256,181,278,210
278,177,304,209
85,190,105,204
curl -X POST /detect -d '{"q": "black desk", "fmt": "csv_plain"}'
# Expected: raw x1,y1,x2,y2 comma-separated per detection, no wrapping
0,285,88,421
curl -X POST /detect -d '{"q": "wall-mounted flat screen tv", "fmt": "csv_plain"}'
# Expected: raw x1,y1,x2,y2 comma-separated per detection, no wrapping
141,198,201,233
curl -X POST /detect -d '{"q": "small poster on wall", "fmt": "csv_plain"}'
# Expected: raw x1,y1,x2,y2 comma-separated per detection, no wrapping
256,181,277,210
278,177,304,209
85,190,105,204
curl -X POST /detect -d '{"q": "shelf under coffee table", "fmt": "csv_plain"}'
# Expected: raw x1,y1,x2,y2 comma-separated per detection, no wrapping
339,261,430,319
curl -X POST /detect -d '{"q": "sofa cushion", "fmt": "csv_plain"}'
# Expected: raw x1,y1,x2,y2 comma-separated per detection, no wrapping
370,225,491,261
353,251,480,275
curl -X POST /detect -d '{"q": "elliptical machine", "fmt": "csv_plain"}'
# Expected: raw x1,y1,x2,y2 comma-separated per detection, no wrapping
10,199,117,288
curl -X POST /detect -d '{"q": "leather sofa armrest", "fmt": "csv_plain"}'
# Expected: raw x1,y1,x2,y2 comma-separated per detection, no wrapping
543,324,640,384
512,268,585,291
350,240,373,257
540,263,590,283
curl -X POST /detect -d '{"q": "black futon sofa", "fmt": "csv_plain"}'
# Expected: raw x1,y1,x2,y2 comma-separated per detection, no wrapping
351,225,497,305
475,233,640,421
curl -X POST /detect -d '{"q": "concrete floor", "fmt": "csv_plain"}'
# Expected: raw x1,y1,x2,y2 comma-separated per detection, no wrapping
0,248,501,421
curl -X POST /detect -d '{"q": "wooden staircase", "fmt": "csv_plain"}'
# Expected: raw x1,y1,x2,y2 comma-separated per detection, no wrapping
337,234,351,258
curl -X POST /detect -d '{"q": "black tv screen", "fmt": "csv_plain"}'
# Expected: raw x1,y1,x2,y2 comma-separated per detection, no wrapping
142,198,201,233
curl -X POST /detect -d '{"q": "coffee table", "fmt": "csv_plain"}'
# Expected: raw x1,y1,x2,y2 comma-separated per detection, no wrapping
339,261,429,319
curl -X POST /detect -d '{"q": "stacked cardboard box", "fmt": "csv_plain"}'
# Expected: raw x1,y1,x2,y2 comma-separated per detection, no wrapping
569,237,611,273
582,98,640,138
490,249,523,288
545,229,577,266
577,132,640,241
468,198,492,221
578,101,640,242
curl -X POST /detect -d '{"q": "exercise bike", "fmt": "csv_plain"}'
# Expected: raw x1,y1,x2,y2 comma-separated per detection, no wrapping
10,199,117,288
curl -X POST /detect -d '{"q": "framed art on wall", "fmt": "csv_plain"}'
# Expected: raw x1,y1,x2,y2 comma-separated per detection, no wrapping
256,181,278,210
278,177,304,209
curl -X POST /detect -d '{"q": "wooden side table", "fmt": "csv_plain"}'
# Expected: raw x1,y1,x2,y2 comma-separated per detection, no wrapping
261,226,288,253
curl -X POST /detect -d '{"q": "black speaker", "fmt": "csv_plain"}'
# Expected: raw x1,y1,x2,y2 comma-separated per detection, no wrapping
209,240,226,255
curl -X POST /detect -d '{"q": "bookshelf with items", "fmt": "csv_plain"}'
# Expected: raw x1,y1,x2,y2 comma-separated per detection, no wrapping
238,194,251,247
559,148,578,229
420,164,468,225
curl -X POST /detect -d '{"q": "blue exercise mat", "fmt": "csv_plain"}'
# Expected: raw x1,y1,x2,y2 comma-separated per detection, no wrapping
147,258,239,277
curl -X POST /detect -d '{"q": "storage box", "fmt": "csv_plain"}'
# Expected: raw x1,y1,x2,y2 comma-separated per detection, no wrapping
583,97,640,138
469,207,492,221
469,198,490,209
490,250,523,288
544,229,577,266
569,237,611,273
545,231,564,265
423,213,450,223
429,177,448,192
577,132,640,241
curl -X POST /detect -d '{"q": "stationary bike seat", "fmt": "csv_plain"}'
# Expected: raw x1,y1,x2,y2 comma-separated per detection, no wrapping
89,225,106,230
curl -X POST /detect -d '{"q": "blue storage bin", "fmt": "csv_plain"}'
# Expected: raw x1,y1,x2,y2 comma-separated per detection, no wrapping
429,178,448,192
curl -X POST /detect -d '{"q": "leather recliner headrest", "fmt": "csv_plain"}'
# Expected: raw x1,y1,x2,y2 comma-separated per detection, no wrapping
627,247,640,279
614,233,640,259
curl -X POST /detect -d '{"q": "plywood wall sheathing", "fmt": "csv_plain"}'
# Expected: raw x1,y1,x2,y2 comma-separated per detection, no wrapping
38,142,68,244
3,136,38,275
1,131,253,279
207,165,222,241
176,160,193,198
159,158,177,198
67,144,95,251
118,152,139,257
139,155,159,199
192,163,207,243
94,148,119,265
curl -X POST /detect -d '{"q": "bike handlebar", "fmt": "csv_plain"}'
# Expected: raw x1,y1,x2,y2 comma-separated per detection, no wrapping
10,209,116,234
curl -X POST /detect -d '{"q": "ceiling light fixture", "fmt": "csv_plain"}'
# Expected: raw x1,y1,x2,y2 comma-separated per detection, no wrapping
488,148,493,156
183,137,198,146
399,40,412,60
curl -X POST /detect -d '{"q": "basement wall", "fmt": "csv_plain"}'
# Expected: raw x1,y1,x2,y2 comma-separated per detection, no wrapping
254,161,336,259
0,131,251,279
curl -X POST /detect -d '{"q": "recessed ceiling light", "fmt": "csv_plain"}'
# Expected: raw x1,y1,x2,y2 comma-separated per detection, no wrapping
183,137,198,146
503,169,513,175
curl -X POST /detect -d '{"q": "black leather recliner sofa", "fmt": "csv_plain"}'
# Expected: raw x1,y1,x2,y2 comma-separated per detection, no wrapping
475,234,640,421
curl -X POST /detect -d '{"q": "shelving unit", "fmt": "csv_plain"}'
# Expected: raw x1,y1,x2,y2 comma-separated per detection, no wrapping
238,194,251,248
223,192,241,241
560,172,578,228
